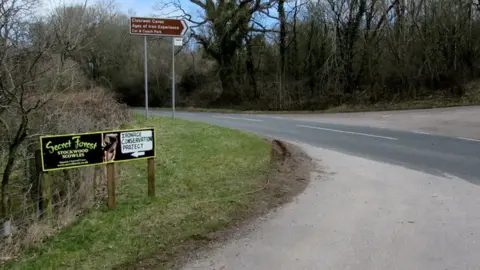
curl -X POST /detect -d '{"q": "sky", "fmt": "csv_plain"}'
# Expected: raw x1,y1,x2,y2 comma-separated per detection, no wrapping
34,0,278,42
39,0,193,18
39,0,276,27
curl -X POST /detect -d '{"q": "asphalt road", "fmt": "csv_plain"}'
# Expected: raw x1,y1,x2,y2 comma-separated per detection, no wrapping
141,109,480,184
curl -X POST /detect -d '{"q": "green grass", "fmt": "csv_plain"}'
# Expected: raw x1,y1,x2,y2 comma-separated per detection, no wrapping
4,115,271,269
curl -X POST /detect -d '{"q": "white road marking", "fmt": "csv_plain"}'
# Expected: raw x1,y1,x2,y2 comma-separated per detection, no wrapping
297,124,398,140
382,114,392,118
457,137,480,143
441,172,458,180
413,131,431,135
212,115,263,122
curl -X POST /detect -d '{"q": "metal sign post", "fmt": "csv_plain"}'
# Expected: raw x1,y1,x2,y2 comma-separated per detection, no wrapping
172,38,183,120
172,37,175,120
144,36,149,119
129,17,188,120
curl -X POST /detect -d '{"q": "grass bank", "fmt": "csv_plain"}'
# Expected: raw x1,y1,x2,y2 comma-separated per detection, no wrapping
4,115,274,269
154,82,480,114
155,98,479,115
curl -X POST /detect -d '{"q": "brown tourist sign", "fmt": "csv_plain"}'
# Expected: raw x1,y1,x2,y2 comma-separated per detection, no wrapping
129,16,187,120
129,17,188,37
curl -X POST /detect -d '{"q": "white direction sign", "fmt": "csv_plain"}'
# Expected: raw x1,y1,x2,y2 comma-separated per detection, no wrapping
120,130,153,155
174,37,183,46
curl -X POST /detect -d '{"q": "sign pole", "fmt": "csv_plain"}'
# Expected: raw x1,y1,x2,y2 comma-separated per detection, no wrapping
172,37,176,120
147,158,155,197
144,36,149,119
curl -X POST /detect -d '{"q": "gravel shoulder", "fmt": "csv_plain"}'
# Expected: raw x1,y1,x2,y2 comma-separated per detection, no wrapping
183,143,480,270
281,106,480,139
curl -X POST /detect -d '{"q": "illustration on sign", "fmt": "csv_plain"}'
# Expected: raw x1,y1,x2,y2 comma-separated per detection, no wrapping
103,133,119,162
129,17,188,37
40,128,155,172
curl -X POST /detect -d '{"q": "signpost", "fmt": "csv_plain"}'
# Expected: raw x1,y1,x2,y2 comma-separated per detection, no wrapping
144,35,148,119
129,17,188,119
39,128,156,209
171,38,183,119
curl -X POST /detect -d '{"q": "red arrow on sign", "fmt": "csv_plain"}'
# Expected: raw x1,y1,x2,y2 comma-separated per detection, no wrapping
129,17,188,37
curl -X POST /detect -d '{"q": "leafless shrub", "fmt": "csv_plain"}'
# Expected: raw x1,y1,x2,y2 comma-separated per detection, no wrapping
0,0,130,260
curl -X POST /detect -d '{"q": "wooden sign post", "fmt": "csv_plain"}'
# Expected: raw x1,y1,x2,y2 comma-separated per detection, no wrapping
148,158,155,197
107,163,116,208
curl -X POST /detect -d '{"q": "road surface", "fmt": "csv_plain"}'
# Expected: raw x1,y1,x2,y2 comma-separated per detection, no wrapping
138,109,480,270
184,145,480,270
277,105,480,140
141,109,480,185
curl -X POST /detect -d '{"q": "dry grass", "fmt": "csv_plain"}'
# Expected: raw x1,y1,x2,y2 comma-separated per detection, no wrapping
0,87,129,262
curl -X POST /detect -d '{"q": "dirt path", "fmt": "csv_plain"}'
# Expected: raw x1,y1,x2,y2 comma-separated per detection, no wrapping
182,143,480,270
283,106,480,139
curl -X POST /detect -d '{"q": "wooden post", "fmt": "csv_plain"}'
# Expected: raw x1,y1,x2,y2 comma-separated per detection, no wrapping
147,158,155,197
34,150,44,219
107,163,116,208
36,150,53,221
44,173,53,221
92,166,97,199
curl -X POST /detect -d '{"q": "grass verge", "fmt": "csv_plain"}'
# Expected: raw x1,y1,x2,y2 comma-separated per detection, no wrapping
152,98,479,115
151,83,480,114
4,115,281,269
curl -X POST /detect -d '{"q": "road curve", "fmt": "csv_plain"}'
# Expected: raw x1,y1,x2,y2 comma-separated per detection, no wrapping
141,110,480,184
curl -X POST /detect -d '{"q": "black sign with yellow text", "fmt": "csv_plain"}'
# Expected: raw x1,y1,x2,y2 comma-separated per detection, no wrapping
40,128,155,172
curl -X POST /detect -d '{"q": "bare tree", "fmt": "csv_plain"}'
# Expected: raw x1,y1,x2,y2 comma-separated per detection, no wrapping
278,0,286,108
0,0,88,235
158,0,273,105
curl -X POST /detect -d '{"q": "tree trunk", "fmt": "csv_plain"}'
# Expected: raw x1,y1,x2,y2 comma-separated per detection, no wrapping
1,116,28,221
245,37,259,100
341,0,367,96
292,0,299,82
217,58,240,105
278,0,286,109
306,20,316,97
